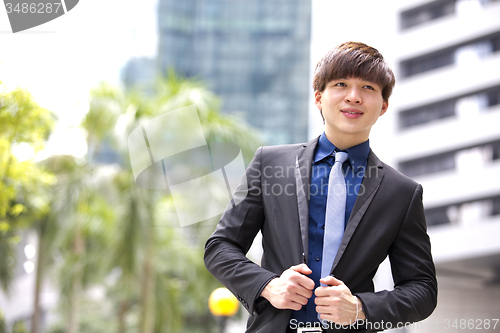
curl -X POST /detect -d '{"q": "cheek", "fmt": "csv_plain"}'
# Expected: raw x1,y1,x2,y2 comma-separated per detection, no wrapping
324,94,341,107
368,97,385,112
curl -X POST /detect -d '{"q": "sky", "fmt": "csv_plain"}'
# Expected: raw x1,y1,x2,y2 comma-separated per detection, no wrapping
0,0,158,159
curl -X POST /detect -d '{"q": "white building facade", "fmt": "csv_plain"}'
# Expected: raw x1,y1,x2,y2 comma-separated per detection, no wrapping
310,0,500,331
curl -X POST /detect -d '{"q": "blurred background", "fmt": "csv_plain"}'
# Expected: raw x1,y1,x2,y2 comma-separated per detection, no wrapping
1,0,499,332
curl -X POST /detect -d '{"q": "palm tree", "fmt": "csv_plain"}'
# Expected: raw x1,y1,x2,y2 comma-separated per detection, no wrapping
83,71,261,333
39,156,117,333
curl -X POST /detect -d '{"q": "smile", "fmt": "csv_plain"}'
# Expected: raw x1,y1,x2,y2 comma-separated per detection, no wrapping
341,108,364,119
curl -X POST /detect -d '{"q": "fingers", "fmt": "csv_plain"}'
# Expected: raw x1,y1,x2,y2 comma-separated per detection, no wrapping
315,285,339,298
284,276,314,300
314,276,360,324
285,288,311,308
291,263,312,275
315,277,346,298
288,264,315,290
320,275,343,287
281,265,314,307
262,265,317,310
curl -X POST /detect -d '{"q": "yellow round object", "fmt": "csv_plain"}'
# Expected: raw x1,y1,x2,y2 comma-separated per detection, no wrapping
208,287,239,317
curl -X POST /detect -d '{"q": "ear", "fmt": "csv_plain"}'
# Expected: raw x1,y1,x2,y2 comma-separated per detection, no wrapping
380,101,388,116
314,90,322,110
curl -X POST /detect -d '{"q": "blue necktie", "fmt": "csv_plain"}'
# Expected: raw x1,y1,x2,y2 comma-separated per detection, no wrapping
318,151,348,325
320,151,348,284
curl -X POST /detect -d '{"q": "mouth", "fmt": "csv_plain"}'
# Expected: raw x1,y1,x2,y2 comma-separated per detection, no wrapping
341,108,364,118
341,108,363,115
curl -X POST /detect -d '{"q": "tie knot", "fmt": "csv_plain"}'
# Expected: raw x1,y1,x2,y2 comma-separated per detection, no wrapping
334,151,348,164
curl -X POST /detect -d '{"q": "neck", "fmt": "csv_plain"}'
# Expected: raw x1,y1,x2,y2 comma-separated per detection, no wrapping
324,130,369,150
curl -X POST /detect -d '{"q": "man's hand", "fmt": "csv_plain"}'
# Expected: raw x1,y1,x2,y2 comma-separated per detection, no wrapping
315,276,366,324
260,264,315,311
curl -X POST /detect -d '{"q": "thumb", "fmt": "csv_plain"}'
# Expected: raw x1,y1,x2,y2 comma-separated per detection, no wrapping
320,275,344,286
291,263,312,275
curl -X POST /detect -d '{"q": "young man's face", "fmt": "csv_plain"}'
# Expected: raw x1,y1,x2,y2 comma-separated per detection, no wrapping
314,77,388,147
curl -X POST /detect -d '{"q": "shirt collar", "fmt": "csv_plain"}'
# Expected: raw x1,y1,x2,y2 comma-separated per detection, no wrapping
314,132,370,172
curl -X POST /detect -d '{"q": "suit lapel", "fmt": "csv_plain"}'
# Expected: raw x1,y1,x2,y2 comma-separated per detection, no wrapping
294,136,318,264
332,149,385,269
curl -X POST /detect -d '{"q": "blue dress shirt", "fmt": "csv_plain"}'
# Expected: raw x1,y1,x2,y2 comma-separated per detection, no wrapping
289,132,370,325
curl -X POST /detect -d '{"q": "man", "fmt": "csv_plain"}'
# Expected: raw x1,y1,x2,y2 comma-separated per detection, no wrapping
204,42,437,332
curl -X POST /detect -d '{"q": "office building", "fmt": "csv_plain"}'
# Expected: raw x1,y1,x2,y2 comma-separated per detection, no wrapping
157,0,312,145
382,0,500,330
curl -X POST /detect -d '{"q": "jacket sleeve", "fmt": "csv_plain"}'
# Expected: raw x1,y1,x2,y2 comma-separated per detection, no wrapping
204,146,278,315
356,184,438,329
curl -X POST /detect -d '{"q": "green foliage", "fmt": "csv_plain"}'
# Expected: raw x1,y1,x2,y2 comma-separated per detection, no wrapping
5,71,259,333
0,82,55,291
0,84,55,222
12,321,28,333
47,293,118,333
84,72,260,332
41,157,119,333
0,310,6,333
0,85,54,145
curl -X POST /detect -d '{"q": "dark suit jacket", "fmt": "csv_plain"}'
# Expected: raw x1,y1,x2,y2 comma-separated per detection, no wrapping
204,136,437,332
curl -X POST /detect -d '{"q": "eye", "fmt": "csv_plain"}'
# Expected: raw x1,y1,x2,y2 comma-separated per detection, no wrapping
363,85,375,90
334,82,347,87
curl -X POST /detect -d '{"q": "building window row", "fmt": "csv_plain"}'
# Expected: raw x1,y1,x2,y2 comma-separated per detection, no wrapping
400,0,500,31
426,195,500,227
399,139,500,177
400,0,456,30
399,85,500,129
400,32,500,78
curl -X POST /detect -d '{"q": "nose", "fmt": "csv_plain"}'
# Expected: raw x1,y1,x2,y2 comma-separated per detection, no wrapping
345,87,362,104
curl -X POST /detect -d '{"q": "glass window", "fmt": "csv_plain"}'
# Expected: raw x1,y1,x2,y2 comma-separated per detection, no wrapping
400,0,456,30
491,33,500,53
425,207,451,226
401,49,455,78
399,152,456,178
399,99,456,129
488,89,500,107
492,141,500,161
399,140,500,177
401,33,500,78
492,197,500,216
426,195,500,228
400,86,500,129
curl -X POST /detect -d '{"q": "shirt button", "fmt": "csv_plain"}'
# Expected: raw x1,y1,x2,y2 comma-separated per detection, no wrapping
315,256,320,261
